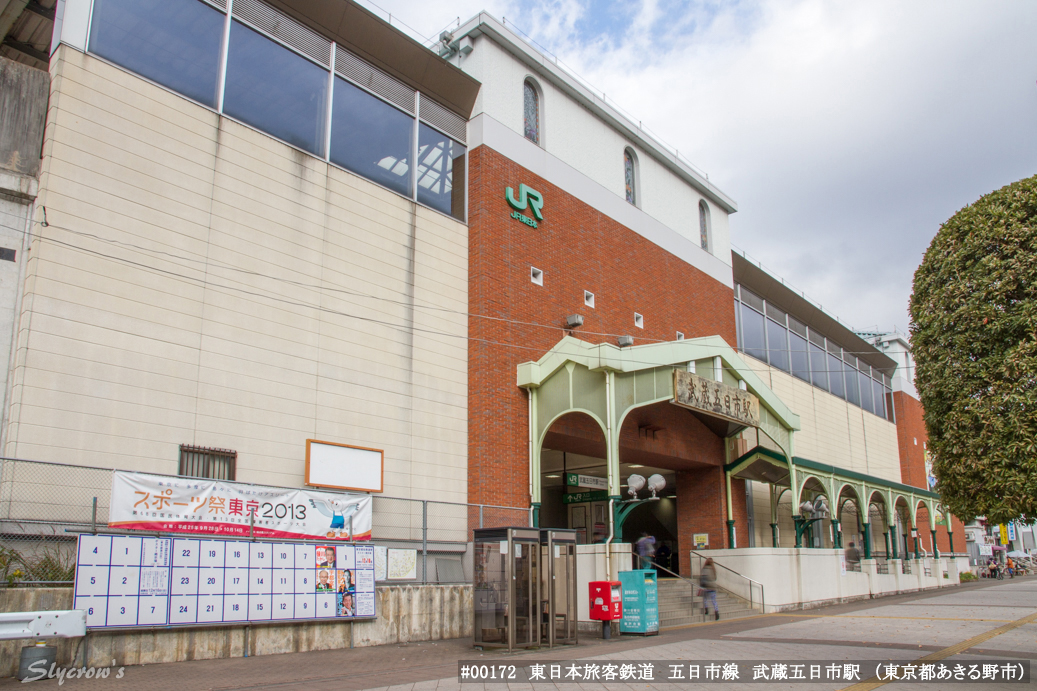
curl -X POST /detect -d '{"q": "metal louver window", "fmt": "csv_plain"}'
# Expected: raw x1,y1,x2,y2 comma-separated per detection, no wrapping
420,97,467,143
336,45,415,114
179,444,237,480
233,0,331,66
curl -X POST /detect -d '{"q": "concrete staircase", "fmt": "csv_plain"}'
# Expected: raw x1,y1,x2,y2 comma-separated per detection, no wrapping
657,577,760,629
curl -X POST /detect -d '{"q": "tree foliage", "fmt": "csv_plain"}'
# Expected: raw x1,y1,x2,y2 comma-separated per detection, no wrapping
910,174,1037,524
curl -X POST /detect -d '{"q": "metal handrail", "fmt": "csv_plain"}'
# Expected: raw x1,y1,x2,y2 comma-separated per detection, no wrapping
689,550,765,613
641,558,700,620
643,558,692,583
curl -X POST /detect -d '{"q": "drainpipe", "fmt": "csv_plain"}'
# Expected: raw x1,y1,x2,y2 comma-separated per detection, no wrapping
528,389,534,514
605,371,616,582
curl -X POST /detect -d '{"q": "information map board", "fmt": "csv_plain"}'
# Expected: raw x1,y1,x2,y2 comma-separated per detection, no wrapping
73,535,375,628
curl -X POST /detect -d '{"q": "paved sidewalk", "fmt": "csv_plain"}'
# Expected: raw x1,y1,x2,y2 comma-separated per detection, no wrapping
2,577,1034,690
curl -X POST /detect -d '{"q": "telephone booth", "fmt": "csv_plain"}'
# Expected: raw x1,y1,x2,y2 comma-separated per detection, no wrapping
473,527,540,650
540,529,578,647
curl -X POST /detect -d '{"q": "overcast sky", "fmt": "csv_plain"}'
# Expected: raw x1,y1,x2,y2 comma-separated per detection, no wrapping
360,0,1037,335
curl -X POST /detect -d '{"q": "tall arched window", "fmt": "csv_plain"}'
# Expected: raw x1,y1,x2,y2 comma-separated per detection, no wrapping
699,200,711,251
624,149,637,205
523,80,540,144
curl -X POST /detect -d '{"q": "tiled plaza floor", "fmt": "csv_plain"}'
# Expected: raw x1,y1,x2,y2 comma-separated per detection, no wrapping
2,577,1034,690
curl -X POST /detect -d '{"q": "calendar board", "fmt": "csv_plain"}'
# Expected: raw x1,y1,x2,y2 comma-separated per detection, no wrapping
73,535,376,628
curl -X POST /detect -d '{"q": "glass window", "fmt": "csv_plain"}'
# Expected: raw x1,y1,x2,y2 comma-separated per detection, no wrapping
810,342,828,390
330,77,413,197
699,201,710,251
224,21,329,157
873,379,886,418
523,81,539,144
790,331,810,382
739,303,766,362
417,123,466,221
767,319,789,372
89,0,224,108
740,287,764,313
859,370,873,412
844,360,860,406
624,150,636,205
828,353,845,399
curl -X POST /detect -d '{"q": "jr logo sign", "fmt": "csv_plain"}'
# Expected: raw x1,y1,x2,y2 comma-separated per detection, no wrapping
505,184,544,221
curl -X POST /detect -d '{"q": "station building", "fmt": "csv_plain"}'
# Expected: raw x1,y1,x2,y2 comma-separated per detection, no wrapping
0,0,967,633
440,14,959,575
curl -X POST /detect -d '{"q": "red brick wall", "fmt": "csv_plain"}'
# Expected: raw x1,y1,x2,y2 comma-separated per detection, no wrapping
892,391,966,552
467,145,738,512
892,392,928,489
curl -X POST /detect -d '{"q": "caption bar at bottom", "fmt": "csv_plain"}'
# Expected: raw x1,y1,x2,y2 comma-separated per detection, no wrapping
458,660,1029,683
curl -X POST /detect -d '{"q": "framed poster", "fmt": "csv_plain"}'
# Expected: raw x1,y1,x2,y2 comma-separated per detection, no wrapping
387,548,417,580
306,440,383,493
373,545,388,582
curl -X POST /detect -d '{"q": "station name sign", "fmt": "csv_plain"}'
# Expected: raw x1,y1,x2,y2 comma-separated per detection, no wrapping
565,473,608,490
673,370,760,427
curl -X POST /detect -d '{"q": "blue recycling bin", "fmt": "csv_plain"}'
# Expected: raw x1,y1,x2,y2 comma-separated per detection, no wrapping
619,569,658,635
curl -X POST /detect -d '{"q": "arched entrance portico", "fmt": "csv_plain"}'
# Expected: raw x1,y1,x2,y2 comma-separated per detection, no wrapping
518,335,800,573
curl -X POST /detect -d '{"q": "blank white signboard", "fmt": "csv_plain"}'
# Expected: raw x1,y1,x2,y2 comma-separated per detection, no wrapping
306,440,383,493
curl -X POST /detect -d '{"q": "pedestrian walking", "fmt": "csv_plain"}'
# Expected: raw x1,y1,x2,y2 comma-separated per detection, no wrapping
635,532,656,569
700,557,720,621
844,541,861,571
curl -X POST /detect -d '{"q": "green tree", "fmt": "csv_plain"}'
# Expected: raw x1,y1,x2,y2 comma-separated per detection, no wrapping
910,174,1037,524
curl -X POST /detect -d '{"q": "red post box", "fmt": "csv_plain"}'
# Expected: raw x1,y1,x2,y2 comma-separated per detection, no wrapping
589,580,622,639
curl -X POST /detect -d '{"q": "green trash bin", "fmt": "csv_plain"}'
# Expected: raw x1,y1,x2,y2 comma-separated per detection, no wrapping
619,569,658,635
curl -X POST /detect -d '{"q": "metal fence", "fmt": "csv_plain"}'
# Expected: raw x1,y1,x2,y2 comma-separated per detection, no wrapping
0,458,531,586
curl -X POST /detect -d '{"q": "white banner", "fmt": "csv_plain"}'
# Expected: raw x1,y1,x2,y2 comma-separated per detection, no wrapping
109,472,372,541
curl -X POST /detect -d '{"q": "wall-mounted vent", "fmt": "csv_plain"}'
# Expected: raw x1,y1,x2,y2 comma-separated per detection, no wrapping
584,291,595,308
336,45,416,114
531,267,543,286
420,97,467,143
634,313,643,329
676,331,684,341
233,0,332,67
0,248,16,262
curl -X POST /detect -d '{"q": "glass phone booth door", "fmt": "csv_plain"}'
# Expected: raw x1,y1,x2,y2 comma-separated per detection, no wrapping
540,529,578,647
473,527,540,651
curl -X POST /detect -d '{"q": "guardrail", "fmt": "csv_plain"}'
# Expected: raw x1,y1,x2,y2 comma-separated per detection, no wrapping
688,551,765,613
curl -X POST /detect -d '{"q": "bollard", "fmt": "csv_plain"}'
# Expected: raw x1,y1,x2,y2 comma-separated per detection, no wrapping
18,644,55,681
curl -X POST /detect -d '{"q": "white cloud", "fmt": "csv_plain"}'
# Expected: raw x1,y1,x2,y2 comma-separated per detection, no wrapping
376,0,1037,334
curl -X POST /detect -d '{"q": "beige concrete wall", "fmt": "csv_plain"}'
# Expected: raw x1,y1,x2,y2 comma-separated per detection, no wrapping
4,46,468,503
747,355,901,548
0,585,471,677
753,357,900,483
